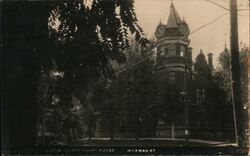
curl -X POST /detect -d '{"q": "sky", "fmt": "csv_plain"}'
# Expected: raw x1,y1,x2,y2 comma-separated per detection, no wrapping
134,0,249,67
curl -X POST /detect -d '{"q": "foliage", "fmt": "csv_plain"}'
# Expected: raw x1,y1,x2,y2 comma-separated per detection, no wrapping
205,72,233,133
218,47,230,70
89,39,158,138
46,0,147,142
239,45,249,104
205,45,249,136
49,0,146,86
114,40,158,137
216,45,249,101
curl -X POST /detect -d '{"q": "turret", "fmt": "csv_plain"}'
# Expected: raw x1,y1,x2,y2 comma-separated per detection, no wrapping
155,1,193,72
155,1,190,39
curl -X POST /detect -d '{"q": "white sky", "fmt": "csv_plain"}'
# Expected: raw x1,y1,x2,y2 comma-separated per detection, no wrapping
134,0,249,66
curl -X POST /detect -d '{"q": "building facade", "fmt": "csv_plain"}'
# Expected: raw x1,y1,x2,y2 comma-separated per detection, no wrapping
154,2,214,138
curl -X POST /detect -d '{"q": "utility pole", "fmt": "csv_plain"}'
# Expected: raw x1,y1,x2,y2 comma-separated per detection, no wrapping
229,0,244,148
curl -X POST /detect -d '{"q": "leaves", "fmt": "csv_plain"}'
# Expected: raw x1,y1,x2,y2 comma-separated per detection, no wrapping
42,0,148,141
48,0,147,98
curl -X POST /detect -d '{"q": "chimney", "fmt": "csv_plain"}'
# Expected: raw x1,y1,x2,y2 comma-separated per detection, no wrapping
207,53,213,70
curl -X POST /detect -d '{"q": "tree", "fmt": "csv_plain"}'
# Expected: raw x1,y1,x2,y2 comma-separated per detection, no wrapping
108,39,158,138
204,45,249,139
239,45,249,107
3,0,146,151
205,72,233,138
48,0,146,143
217,46,231,99
216,44,249,103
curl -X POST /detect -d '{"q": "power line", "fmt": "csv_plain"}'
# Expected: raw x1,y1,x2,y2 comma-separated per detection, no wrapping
116,12,228,75
206,0,229,11
206,0,249,16
238,9,249,11
238,14,249,17
190,12,228,34
220,0,229,3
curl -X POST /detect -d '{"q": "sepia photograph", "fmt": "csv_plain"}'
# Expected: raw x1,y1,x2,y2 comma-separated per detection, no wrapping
1,0,250,155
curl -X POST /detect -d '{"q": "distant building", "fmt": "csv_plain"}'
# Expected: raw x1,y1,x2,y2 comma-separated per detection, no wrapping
193,49,212,129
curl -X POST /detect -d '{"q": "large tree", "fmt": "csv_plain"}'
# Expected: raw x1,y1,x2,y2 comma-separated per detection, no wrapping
49,0,146,142
110,40,158,138
3,0,145,153
204,45,249,139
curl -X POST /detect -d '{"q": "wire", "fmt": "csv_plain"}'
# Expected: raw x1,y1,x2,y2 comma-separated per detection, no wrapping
238,14,249,17
238,9,249,11
206,0,229,11
206,0,249,16
116,12,229,75
220,0,229,3
190,12,228,34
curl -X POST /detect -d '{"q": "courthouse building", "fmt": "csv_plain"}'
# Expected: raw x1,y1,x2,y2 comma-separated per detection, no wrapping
154,1,214,138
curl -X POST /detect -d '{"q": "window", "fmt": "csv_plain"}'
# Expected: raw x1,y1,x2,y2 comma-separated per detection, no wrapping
196,88,205,104
168,44,176,56
202,89,205,101
196,89,200,104
180,51,184,57
159,47,165,56
180,45,186,57
169,72,176,83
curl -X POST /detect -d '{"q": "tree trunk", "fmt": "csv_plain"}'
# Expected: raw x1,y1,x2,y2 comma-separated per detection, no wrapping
60,70,75,144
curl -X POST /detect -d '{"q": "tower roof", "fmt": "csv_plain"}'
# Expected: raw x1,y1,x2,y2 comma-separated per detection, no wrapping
166,2,182,28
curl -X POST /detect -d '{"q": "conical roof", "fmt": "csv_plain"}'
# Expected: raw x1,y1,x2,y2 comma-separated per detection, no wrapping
166,2,182,28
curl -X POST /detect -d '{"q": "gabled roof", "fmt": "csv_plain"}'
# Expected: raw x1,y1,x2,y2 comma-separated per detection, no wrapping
166,2,182,28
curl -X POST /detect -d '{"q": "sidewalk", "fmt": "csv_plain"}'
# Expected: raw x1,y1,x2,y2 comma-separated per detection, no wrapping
76,137,237,147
